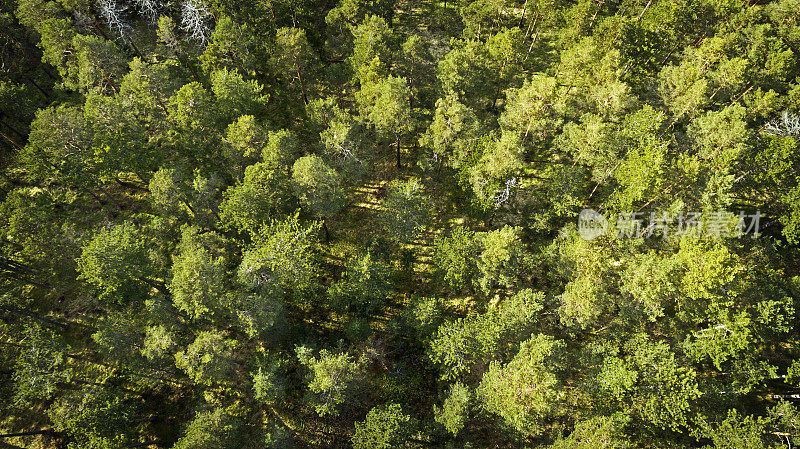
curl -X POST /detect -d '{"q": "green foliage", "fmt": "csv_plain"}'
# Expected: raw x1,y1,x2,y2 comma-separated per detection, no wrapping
252,354,287,405
598,334,701,430
169,226,227,320
91,312,143,364
48,389,135,449
498,74,560,149
174,331,238,386
149,167,192,218
141,325,175,361
238,213,319,296
467,133,525,208
264,129,300,169
315,103,370,178
555,113,617,183
292,155,348,219
428,316,484,381
351,15,393,81
211,68,269,122
438,40,494,110
429,289,543,380
356,75,412,141
549,413,632,449
689,104,751,207
619,250,677,321
223,114,269,178
381,177,431,243
172,408,250,449
13,324,68,405
484,27,525,92
296,346,367,417
230,290,287,339
352,403,414,449
403,296,445,342
77,222,155,304
6,2,800,447
421,95,481,168
220,161,295,233
477,334,565,437
612,105,670,210
200,15,261,75
769,401,800,447
272,27,319,101
695,409,770,449
168,81,218,135
24,105,97,187
476,225,523,293
329,249,392,315
434,382,471,436
67,34,128,94
0,188,78,286
37,18,76,77
155,14,179,46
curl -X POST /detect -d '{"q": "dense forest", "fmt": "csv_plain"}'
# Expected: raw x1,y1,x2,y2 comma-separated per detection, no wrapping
2,0,800,447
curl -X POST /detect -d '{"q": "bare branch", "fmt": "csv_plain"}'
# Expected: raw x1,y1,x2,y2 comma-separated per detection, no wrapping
133,0,160,23
764,110,800,137
97,0,132,39
180,0,211,45
490,177,518,207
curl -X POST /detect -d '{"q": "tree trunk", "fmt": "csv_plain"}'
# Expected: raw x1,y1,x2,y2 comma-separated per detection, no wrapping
408,77,415,111
0,269,51,289
93,23,110,40
37,61,57,81
0,116,26,140
183,199,197,216
115,177,149,191
395,134,402,168
128,441,160,448
98,185,124,210
0,129,23,151
126,38,144,59
0,305,67,329
80,185,107,208
179,51,202,83
296,66,310,106
322,220,331,243
0,429,55,438
26,76,50,99
133,171,150,185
